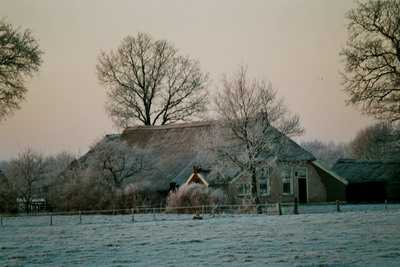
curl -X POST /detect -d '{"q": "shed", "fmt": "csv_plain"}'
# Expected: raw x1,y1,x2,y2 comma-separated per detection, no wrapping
332,159,400,202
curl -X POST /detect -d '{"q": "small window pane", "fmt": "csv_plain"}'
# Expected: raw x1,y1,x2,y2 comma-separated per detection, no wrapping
282,166,292,194
295,167,307,178
260,181,268,195
239,184,251,195
283,181,291,194
282,168,290,179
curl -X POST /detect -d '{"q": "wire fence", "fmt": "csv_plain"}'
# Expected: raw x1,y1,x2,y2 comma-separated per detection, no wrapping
1,202,400,227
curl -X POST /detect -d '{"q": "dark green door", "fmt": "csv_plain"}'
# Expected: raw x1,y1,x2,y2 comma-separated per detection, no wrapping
298,178,307,203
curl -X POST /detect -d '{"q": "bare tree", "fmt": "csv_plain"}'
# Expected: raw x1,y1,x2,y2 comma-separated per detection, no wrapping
89,138,146,189
44,151,76,181
350,122,400,160
6,149,46,213
97,32,209,128
42,151,76,210
341,0,400,122
214,66,304,206
301,140,350,167
0,20,43,121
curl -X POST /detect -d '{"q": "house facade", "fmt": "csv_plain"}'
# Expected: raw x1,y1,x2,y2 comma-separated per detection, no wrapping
184,160,347,204
75,121,347,205
119,121,347,204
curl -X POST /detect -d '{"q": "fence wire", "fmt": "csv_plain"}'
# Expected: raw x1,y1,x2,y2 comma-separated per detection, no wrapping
1,202,400,227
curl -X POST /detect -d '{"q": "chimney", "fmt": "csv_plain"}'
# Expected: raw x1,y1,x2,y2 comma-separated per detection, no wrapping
193,165,200,174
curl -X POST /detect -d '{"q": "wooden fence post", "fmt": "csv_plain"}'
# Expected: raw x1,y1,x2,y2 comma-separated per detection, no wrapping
336,200,341,212
385,200,388,211
79,211,82,224
276,202,282,215
131,208,135,223
294,197,299,215
153,208,156,221
50,214,53,226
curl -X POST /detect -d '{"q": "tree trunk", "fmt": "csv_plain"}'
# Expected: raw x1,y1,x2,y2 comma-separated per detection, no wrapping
25,199,30,214
250,168,262,214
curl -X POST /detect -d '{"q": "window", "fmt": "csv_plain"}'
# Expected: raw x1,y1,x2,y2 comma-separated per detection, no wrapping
238,183,251,196
282,167,293,194
260,182,269,195
294,167,307,179
259,168,270,195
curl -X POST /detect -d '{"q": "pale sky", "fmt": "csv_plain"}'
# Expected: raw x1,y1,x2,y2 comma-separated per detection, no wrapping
0,0,373,160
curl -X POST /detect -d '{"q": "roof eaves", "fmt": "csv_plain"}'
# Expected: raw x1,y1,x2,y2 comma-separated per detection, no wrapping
312,160,348,185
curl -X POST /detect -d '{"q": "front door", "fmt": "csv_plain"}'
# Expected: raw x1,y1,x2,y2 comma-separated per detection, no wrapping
298,178,307,203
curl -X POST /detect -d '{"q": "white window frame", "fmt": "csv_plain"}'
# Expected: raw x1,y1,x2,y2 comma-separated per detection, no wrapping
238,183,251,196
282,166,293,195
294,166,308,202
259,167,270,196
294,167,307,179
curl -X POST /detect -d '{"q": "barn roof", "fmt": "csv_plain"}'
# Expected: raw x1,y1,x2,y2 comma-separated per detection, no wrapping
311,160,348,185
332,159,400,183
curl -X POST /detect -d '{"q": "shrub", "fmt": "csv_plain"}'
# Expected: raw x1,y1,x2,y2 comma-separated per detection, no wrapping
166,183,225,212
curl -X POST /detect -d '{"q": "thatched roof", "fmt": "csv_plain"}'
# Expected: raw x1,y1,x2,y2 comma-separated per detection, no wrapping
74,121,315,191
120,121,314,186
332,159,400,184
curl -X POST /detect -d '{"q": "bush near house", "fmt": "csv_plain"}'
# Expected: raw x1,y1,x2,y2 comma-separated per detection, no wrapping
166,184,225,212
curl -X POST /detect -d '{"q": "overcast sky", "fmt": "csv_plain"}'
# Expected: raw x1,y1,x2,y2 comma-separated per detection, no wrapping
0,0,373,160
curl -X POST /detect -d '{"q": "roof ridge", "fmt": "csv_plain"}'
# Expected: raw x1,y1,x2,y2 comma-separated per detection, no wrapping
336,158,400,164
123,120,215,132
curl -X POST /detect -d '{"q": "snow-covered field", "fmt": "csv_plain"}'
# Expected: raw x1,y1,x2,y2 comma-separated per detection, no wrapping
1,207,400,266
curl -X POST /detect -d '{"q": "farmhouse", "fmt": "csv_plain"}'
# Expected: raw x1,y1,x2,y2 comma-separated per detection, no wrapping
92,121,345,204
332,159,400,203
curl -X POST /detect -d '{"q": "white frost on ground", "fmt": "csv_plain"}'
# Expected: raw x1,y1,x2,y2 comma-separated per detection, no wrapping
1,208,400,266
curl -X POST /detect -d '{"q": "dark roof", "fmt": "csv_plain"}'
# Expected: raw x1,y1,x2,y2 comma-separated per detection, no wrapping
332,159,400,183
311,160,348,185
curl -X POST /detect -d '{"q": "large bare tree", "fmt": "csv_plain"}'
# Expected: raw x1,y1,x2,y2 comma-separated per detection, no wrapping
0,20,42,121
341,0,400,122
97,32,208,128
214,66,304,206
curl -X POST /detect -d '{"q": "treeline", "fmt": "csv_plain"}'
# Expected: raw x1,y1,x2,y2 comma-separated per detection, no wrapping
0,150,74,213
301,122,400,167
0,138,166,214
